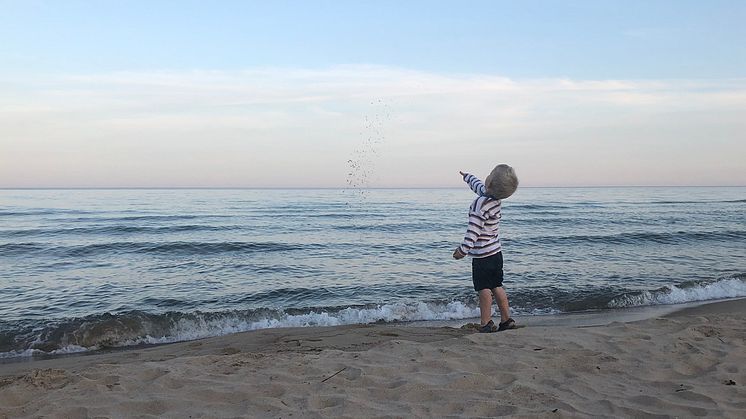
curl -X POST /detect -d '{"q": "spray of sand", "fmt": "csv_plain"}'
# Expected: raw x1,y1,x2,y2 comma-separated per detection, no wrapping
345,99,391,202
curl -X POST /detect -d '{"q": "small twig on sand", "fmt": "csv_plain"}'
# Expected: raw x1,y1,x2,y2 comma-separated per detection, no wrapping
321,367,347,383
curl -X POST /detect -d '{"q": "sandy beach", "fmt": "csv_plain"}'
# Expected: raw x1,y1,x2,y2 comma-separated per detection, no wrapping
1,299,744,418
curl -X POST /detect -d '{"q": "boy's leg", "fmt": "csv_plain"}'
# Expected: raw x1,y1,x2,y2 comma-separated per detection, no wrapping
478,289,493,325
492,286,510,323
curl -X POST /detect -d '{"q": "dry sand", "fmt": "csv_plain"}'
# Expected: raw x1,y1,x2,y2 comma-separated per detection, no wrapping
1,299,744,418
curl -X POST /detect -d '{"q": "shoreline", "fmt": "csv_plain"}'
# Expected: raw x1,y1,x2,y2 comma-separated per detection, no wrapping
2,298,744,417
3,297,740,363
1,297,741,367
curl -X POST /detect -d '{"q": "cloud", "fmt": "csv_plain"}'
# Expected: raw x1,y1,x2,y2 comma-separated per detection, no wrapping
1,66,745,187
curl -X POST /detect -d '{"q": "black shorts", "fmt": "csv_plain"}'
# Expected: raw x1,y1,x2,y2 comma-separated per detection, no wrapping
472,251,504,291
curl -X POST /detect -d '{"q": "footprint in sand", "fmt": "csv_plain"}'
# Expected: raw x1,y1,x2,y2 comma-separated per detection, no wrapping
309,395,346,409
22,369,69,390
138,367,170,382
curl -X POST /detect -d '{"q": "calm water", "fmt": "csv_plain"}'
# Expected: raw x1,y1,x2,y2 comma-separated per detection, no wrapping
1,187,744,357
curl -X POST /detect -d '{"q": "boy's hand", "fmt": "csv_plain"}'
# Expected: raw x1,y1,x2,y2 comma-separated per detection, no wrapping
453,247,466,259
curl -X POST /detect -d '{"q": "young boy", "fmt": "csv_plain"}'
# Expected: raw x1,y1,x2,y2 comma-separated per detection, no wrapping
453,165,519,333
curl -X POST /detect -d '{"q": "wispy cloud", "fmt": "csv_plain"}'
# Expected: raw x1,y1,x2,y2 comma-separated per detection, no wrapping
2,66,745,187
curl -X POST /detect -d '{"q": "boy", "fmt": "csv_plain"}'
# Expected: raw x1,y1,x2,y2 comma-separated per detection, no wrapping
453,165,519,333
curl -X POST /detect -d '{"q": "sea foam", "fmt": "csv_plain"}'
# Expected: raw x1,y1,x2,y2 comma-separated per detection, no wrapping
608,277,746,308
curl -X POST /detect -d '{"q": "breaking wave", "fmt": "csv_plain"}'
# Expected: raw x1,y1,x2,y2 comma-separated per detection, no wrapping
608,276,746,308
2,275,743,359
0,302,484,358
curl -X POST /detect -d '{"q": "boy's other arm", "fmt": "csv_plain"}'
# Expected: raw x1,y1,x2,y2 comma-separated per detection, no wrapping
460,171,487,196
453,208,486,259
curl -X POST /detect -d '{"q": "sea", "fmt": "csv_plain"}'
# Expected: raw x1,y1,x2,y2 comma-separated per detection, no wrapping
1,187,744,358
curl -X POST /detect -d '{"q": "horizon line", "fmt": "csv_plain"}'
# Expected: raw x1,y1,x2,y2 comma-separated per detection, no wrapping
1,185,745,191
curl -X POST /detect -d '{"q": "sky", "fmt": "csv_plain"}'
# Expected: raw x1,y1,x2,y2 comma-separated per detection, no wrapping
1,0,745,188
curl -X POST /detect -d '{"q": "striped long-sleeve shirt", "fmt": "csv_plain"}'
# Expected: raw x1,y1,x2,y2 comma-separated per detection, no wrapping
458,173,503,258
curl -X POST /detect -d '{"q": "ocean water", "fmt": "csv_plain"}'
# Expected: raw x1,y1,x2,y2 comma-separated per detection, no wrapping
1,187,744,358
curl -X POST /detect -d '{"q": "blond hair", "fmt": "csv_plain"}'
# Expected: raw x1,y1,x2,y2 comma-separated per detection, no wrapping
485,164,518,199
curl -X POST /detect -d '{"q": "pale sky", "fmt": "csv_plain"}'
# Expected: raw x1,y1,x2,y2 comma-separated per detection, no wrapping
1,1,745,188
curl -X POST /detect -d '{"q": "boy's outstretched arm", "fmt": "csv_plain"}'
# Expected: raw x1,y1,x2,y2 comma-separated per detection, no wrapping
459,171,488,197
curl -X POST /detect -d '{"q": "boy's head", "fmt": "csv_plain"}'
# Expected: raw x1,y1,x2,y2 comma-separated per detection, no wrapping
485,164,519,199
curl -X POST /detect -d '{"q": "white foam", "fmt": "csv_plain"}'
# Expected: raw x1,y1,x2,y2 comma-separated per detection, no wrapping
141,301,484,345
0,301,569,359
12,281,740,360
609,278,746,308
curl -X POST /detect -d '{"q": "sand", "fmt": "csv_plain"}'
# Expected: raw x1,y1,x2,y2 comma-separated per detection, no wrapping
1,299,744,418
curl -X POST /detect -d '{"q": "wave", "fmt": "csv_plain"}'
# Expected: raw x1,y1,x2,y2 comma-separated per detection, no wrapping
514,230,746,246
0,240,443,258
2,276,743,358
506,204,574,210
508,216,609,226
608,276,746,308
0,302,484,358
93,214,230,222
504,276,746,312
2,224,238,238
333,222,431,232
0,208,97,217
0,241,324,257
648,199,746,205
0,243,43,256
3,230,742,258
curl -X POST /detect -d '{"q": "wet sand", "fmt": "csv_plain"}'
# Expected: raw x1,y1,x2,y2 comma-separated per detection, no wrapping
1,299,744,418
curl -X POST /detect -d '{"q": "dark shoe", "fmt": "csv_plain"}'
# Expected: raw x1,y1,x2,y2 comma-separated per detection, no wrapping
478,320,498,333
498,318,517,331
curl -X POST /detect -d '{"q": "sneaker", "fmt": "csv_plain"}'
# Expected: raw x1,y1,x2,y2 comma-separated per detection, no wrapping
498,318,517,331
478,320,498,333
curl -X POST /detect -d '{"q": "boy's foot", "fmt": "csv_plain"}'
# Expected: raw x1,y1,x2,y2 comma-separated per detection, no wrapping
498,318,517,331
478,320,498,333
